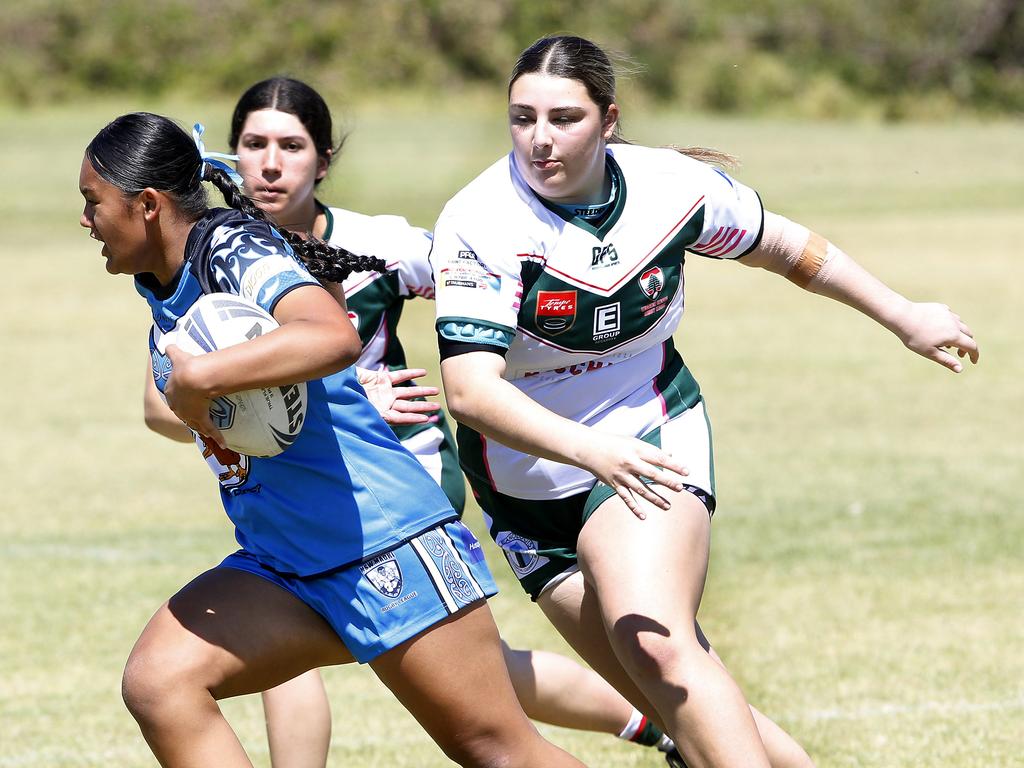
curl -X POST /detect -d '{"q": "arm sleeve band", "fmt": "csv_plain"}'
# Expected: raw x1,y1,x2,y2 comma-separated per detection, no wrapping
438,338,509,361
740,210,848,290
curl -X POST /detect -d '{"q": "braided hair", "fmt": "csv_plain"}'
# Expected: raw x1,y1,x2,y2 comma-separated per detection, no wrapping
85,112,387,282
202,164,386,282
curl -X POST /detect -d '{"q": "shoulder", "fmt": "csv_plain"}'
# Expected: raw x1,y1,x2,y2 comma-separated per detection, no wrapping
436,154,521,223
323,205,431,269
609,143,717,180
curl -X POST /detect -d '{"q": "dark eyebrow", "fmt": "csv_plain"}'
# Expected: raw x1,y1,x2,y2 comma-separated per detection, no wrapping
240,132,307,142
508,104,585,114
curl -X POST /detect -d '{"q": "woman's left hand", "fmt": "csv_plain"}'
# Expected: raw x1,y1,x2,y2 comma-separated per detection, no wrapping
164,344,226,447
897,302,980,372
357,367,441,425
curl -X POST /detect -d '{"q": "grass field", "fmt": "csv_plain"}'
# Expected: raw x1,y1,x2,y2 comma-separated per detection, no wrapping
1,97,1021,767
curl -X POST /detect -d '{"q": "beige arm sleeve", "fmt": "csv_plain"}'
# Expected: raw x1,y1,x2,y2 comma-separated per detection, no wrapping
740,211,846,290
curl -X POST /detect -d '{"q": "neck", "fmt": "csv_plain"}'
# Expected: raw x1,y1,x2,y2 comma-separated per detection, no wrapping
275,197,326,240
149,215,198,287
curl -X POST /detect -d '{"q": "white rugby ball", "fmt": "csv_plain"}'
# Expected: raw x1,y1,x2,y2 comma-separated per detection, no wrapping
171,293,307,457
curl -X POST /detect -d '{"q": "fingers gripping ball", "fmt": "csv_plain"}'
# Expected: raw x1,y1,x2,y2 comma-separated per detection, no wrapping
165,294,307,457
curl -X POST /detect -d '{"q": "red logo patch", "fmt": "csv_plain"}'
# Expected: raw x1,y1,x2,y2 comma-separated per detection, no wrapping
535,290,577,335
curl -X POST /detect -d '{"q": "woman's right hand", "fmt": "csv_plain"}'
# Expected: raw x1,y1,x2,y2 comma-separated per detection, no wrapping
576,432,689,519
164,344,227,448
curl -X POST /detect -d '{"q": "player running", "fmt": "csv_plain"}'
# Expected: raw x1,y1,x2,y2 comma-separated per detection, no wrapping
80,111,587,768
430,35,979,768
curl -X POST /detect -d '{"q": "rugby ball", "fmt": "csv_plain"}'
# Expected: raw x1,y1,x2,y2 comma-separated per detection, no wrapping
169,293,307,457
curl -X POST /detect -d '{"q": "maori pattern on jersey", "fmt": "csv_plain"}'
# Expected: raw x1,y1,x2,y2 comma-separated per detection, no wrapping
421,529,478,606
206,225,309,306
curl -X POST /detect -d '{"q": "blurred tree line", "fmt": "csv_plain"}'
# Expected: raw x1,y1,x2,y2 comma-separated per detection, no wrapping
2,0,1021,118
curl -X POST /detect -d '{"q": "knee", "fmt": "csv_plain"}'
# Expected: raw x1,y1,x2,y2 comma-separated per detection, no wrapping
121,642,202,726
437,727,529,768
616,628,699,689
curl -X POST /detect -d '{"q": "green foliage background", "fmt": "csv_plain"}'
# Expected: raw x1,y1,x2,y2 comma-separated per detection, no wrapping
2,0,1023,118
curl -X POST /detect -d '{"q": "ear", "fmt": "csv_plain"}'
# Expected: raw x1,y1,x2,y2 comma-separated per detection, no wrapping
139,188,162,221
603,103,620,140
316,149,332,182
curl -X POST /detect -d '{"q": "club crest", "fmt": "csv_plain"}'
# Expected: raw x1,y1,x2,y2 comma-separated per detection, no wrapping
361,553,404,598
638,267,665,300
495,531,542,577
535,290,577,335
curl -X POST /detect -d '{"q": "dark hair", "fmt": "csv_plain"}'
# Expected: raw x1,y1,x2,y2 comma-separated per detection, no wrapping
509,35,735,168
510,35,621,139
85,112,383,282
228,77,343,185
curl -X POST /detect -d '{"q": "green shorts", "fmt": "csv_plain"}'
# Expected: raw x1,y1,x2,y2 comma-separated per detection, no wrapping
469,400,716,600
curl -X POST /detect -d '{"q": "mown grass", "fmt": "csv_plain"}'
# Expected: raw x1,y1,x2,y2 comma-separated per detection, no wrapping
0,97,1020,767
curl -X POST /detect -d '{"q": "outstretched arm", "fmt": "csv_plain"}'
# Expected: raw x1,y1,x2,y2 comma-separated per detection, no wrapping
441,351,688,518
739,211,979,372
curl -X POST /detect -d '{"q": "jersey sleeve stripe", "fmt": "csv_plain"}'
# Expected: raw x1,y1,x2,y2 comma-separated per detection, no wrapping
701,228,746,257
692,227,747,257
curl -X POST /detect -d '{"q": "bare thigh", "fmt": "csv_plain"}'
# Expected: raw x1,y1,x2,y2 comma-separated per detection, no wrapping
126,567,354,702
369,601,530,738
537,570,664,723
369,600,584,767
577,488,712,643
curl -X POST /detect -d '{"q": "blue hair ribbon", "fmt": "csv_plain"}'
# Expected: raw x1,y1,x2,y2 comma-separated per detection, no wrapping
192,122,243,186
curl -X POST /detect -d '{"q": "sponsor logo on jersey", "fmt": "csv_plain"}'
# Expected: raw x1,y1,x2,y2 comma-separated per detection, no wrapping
210,396,237,430
347,310,359,330
457,249,479,261
593,302,621,342
536,290,577,334
361,552,404,598
638,267,665,300
445,278,479,289
590,243,620,270
453,522,487,564
197,434,251,489
280,384,305,435
495,531,543,577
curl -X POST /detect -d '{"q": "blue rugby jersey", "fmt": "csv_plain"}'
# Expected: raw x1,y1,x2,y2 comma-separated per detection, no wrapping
138,208,457,576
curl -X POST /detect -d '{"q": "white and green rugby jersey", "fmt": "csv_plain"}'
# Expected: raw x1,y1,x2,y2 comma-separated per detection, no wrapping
432,144,763,500
323,206,441,442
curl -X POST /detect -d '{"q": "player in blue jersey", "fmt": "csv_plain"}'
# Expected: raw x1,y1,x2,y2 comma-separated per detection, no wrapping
431,36,980,768
142,77,680,768
80,111,588,768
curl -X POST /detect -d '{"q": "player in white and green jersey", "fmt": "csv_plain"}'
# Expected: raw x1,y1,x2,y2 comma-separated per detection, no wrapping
435,36,978,768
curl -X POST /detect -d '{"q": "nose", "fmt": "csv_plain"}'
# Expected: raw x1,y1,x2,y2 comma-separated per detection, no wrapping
263,144,281,174
80,205,93,230
532,119,552,153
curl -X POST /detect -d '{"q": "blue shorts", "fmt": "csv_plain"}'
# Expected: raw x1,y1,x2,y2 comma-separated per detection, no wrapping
218,520,497,663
